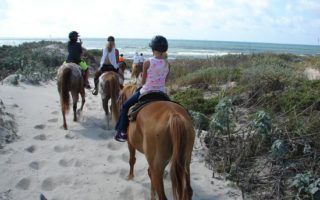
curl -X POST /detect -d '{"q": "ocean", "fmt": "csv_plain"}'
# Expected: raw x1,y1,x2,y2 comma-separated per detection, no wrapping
0,38,319,58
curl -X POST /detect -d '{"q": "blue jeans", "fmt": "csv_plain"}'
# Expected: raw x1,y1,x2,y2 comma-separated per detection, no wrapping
115,90,140,133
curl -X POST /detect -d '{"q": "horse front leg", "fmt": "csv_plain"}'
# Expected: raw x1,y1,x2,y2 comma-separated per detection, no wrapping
128,142,136,180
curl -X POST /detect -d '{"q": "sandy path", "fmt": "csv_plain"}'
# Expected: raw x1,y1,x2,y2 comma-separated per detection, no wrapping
0,75,241,200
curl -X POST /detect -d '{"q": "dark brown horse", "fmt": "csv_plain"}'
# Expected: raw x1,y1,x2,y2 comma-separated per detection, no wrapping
98,71,121,128
119,84,195,200
57,63,85,130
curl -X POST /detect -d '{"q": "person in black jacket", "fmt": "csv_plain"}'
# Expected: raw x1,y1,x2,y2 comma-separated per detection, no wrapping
65,31,91,89
66,31,83,65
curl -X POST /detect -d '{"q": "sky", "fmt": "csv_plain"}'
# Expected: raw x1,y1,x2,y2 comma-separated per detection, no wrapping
0,0,319,45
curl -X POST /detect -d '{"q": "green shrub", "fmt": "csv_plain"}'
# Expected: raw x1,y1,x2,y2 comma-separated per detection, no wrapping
171,89,219,114
279,80,320,112
176,67,240,86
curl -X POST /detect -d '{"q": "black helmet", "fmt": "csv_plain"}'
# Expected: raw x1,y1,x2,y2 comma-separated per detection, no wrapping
69,31,79,41
149,35,168,52
107,36,115,42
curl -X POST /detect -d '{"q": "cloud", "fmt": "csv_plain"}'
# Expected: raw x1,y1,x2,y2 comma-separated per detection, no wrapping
0,0,319,44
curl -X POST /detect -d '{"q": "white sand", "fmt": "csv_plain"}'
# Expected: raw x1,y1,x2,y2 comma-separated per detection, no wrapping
304,67,320,80
0,75,242,200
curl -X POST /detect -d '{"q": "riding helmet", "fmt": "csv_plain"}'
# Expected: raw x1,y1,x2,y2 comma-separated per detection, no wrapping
107,36,115,42
149,35,168,52
69,31,79,41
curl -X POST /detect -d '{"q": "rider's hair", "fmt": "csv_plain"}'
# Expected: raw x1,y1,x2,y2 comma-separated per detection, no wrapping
106,41,115,52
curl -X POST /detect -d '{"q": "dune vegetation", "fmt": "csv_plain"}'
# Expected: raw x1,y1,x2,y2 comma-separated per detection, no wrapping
0,41,319,199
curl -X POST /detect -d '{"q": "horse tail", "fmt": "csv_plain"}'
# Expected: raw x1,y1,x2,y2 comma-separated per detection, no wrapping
170,113,193,200
60,67,72,113
110,73,120,126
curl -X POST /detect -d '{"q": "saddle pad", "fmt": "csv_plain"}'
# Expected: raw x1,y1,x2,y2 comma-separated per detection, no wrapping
128,92,170,121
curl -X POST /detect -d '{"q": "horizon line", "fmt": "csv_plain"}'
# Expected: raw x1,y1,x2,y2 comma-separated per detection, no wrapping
0,36,318,47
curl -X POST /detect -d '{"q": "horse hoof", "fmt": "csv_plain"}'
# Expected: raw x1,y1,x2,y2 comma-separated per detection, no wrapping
127,174,134,180
63,126,68,130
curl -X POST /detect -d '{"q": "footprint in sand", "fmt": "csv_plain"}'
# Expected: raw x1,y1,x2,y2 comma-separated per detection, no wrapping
54,145,73,153
98,132,109,139
34,124,46,129
59,158,75,167
29,161,45,170
12,104,19,108
34,134,46,141
48,118,58,123
74,160,82,167
16,177,31,190
121,152,129,163
51,111,59,115
65,133,78,140
103,166,119,175
107,141,122,151
41,176,71,191
25,145,36,153
107,155,115,162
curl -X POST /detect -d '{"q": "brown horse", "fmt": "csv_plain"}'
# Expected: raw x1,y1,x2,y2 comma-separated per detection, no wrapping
98,71,120,128
131,63,143,81
119,84,195,200
57,63,85,130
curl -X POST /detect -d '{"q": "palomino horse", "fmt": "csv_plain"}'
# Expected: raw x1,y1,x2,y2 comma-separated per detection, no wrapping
131,63,143,81
98,71,121,128
57,63,85,130
119,84,195,200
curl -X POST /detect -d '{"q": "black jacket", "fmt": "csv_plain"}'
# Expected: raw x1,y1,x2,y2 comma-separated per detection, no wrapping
66,41,82,64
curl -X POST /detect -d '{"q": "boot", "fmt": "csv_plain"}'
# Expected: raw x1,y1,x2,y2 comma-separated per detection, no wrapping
92,87,98,95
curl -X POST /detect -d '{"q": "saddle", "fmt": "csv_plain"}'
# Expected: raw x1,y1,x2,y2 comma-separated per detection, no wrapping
128,92,171,121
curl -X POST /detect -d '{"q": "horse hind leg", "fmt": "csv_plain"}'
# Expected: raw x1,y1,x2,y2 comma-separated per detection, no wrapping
79,85,85,111
73,102,77,122
62,110,67,130
102,98,110,129
148,164,167,200
128,142,136,180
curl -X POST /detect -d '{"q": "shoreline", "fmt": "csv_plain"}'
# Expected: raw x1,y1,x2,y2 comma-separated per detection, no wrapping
1,39,319,58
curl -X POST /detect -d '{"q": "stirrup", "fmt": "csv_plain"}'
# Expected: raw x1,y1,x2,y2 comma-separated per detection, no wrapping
92,89,98,95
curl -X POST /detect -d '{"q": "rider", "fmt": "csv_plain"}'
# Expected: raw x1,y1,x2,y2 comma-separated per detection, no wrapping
92,36,119,95
138,53,144,65
114,35,170,142
66,31,82,65
66,31,90,89
119,54,125,63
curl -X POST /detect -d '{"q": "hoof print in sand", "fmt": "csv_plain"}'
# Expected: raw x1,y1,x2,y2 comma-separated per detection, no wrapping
54,145,72,153
34,124,46,129
41,177,57,191
48,118,58,123
25,145,36,153
29,161,45,170
59,158,75,167
51,111,59,115
34,134,46,141
16,177,31,190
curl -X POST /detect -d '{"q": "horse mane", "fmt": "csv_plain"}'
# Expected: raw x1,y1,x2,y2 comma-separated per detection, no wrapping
118,84,138,108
